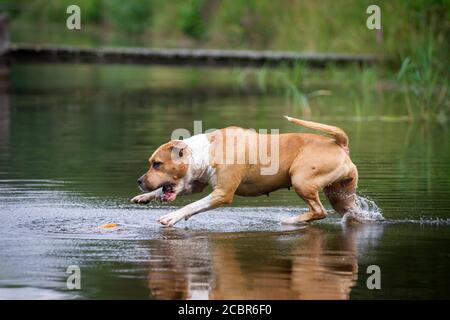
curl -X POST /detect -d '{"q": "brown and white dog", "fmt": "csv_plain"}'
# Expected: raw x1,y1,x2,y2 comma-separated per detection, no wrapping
131,116,358,227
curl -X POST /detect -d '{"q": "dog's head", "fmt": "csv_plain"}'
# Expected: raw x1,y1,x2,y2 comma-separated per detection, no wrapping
137,140,190,202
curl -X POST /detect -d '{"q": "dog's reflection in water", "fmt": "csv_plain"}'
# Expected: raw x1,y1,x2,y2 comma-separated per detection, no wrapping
147,223,383,300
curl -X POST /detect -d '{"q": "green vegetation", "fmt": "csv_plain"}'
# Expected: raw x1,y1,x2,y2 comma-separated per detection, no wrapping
3,0,448,56
397,37,449,122
0,0,448,121
178,0,207,40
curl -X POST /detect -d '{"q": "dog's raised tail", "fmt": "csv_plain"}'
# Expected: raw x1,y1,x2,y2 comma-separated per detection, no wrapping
284,115,349,150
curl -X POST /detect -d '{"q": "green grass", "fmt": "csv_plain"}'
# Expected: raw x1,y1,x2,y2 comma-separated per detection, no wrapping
232,59,448,122
397,37,449,122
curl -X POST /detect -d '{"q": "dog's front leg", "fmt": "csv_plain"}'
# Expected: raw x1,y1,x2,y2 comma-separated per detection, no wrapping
158,189,234,227
131,188,163,204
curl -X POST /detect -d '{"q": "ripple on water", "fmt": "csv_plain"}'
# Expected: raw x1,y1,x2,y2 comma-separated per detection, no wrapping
2,180,450,243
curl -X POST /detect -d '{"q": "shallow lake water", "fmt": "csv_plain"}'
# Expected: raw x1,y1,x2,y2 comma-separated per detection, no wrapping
0,65,449,299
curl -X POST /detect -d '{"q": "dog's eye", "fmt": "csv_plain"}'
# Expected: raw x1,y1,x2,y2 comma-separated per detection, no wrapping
152,161,162,169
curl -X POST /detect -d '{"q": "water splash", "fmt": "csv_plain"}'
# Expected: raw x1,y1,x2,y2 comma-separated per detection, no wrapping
341,194,384,223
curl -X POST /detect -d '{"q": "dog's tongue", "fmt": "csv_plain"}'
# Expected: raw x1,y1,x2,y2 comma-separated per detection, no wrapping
161,189,176,202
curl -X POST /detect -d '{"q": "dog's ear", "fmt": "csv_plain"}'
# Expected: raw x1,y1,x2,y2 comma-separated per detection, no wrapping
170,141,188,160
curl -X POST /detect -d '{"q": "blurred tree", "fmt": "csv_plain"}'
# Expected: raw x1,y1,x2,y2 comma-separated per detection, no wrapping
179,0,207,40
104,0,152,33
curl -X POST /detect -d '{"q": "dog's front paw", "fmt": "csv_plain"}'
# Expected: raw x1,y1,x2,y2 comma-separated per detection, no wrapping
131,194,152,204
157,211,184,227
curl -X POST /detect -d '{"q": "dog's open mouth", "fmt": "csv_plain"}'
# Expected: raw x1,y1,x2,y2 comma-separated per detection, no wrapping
161,183,177,202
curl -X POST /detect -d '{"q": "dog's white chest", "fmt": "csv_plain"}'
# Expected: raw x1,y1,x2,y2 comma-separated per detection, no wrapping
183,134,216,186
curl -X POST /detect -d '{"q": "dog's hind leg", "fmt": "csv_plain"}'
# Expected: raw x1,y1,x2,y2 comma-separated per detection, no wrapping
282,151,350,224
282,168,329,224
324,165,358,215
281,182,328,225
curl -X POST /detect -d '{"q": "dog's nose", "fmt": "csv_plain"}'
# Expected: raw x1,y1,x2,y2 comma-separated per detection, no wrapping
137,174,146,189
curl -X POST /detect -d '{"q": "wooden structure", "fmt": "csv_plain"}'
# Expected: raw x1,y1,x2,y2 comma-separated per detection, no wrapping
0,14,378,69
